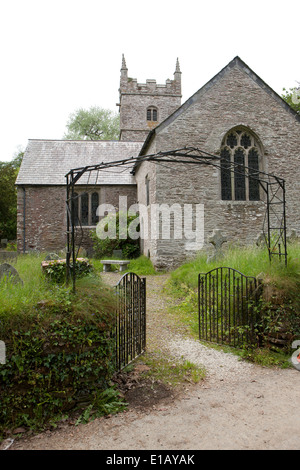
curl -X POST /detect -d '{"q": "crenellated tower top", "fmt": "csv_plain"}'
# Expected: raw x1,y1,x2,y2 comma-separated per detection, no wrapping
118,55,182,141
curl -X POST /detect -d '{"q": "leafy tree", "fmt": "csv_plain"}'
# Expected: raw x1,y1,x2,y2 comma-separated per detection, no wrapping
282,86,300,115
0,150,23,240
63,106,120,141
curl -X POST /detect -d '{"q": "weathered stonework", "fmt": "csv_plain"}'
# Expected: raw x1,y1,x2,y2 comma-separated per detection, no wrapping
119,55,182,142
17,185,136,254
16,56,300,271
136,58,300,269
17,186,67,253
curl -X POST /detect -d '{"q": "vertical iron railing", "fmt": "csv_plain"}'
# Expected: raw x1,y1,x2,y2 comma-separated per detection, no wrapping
114,272,146,371
198,267,260,347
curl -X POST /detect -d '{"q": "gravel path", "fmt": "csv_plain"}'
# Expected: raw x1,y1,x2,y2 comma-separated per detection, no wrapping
7,273,300,450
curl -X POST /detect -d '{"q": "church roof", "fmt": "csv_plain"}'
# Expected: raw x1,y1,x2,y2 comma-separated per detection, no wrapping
139,56,300,156
16,139,142,186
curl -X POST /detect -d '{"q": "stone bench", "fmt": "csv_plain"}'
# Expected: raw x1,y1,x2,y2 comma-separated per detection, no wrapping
100,260,130,272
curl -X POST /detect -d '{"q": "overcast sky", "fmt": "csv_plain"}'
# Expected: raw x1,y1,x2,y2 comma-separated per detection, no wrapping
1,0,299,162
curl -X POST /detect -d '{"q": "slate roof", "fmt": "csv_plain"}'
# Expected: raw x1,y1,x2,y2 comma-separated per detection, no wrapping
16,140,143,185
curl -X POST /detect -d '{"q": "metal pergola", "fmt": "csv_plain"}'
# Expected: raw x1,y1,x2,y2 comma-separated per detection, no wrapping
65,147,287,291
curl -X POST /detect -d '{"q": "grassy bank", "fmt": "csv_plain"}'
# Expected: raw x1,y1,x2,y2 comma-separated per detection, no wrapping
166,242,300,366
0,254,127,438
169,243,300,292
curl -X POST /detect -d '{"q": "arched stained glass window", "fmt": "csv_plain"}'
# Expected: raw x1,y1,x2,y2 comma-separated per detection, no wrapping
234,148,246,201
226,133,238,149
220,129,261,201
248,148,260,201
241,133,251,149
220,148,232,200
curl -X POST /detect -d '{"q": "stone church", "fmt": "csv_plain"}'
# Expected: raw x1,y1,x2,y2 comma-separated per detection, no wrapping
16,55,300,269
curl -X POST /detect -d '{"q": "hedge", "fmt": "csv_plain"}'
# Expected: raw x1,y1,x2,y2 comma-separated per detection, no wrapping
0,278,118,438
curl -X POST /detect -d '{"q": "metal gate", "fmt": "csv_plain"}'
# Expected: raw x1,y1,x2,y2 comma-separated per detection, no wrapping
114,272,146,371
198,267,260,347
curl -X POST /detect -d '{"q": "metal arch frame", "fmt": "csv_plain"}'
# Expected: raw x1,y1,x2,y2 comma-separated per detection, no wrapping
65,146,287,291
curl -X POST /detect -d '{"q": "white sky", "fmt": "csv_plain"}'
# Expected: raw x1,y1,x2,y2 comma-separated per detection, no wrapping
1,0,299,162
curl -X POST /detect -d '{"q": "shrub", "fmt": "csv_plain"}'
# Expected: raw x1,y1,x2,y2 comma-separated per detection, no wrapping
42,258,93,284
257,279,300,351
0,276,120,438
91,211,140,259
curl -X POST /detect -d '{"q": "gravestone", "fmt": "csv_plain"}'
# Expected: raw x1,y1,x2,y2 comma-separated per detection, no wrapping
0,252,17,262
44,253,61,261
0,263,23,285
255,232,265,247
0,239,8,249
287,229,299,243
207,229,227,262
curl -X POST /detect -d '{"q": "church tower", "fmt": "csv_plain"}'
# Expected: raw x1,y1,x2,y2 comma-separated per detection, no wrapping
118,55,182,142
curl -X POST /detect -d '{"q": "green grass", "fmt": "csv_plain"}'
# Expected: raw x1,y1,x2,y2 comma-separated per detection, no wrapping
0,253,62,317
0,253,115,322
91,255,157,276
137,351,206,387
0,254,157,319
127,255,157,275
0,254,125,436
239,346,292,368
169,242,300,292
166,242,300,367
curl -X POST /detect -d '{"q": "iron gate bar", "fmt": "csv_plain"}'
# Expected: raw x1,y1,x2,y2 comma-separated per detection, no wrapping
114,272,146,371
198,267,259,348
65,146,288,291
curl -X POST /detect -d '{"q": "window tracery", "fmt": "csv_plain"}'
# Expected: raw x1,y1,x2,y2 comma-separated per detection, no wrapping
220,129,261,201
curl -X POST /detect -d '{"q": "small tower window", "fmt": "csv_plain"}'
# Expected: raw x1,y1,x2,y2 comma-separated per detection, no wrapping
147,107,158,122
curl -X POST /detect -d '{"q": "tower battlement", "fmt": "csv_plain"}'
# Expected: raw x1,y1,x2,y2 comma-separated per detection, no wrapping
118,55,182,141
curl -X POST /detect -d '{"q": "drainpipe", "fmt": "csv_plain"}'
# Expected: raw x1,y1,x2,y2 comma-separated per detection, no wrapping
22,187,26,253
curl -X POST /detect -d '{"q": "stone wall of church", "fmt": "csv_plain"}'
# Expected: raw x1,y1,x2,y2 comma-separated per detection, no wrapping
120,93,180,141
17,186,67,254
119,62,182,142
17,185,137,255
134,154,157,263
119,92,182,142
137,63,300,270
